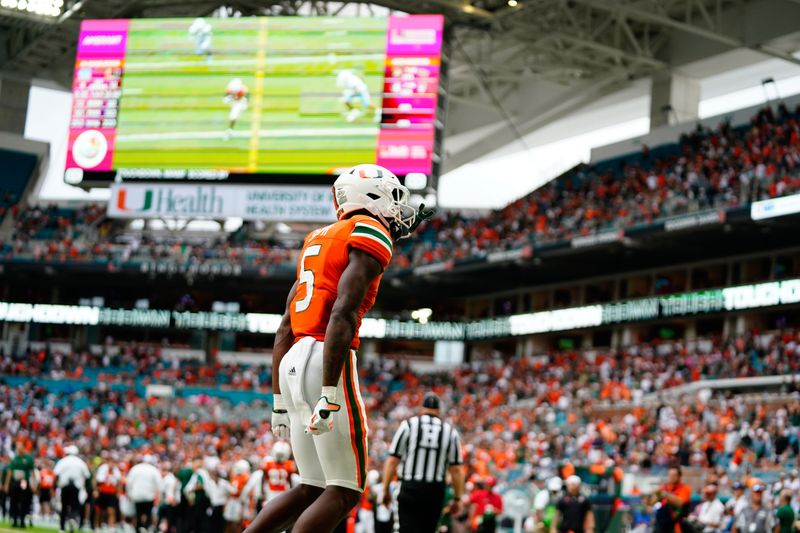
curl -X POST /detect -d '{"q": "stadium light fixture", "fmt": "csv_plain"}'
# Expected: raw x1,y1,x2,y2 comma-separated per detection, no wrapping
0,0,63,17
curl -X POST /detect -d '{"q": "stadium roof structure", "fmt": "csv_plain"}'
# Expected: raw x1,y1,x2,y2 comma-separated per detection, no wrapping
1,0,800,172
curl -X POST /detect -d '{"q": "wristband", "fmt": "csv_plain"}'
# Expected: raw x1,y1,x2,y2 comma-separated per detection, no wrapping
321,386,338,404
273,394,287,412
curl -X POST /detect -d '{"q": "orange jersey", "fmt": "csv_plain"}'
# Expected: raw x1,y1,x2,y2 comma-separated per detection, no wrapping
231,473,249,497
226,87,248,99
39,469,55,490
264,460,295,493
289,214,392,349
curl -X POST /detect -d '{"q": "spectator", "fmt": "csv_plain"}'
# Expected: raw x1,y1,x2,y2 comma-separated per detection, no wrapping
126,455,163,532
468,477,503,533
159,461,181,533
184,456,214,533
208,465,232,533
94,452,123,530
531,477,562,533
732,484,774,533
552,475,594,533
688,484,725,533
775,489,795,533
654,466,691,533
726,482,748,520
6,440,34,529
54,445,91,532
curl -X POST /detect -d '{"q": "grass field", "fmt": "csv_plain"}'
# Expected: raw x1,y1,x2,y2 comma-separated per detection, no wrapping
0,521,53,532
113,17,388,173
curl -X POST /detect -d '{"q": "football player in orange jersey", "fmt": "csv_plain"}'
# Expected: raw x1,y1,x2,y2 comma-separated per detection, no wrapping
245,164,432,533
263,441,296,502
37,460,55,522
223,78,249,141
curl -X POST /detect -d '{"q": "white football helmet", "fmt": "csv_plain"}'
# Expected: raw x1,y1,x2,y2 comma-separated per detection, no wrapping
333,164,416,239
227,78,243,93
233,459,251,476
272,441,291,462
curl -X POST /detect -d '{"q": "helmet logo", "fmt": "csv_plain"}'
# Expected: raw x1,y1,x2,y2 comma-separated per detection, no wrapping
335,188,348,207
358,168,383,179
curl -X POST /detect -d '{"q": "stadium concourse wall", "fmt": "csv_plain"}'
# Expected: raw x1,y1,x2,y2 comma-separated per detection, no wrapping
0,131,49,220
1,275,799,341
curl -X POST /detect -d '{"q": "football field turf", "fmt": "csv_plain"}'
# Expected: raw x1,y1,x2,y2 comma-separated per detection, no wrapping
0,522,54,532
114,17,388,173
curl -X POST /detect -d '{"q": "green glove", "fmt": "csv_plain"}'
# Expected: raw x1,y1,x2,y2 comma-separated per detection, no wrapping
408,203,436,234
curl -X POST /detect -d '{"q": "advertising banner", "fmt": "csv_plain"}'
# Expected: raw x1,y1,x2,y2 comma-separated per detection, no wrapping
751,193,800,220
107,183,336,221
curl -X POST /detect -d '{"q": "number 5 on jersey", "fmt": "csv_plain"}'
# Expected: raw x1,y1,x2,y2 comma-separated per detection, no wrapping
295,244,322,312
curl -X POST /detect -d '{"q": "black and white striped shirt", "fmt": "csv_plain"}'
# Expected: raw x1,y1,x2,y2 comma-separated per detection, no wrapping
388,414,462,483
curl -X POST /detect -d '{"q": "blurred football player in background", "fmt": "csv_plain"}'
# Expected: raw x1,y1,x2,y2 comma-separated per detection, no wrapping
263,442,297,504
188,18,213,62
93,452,122,531
223,78,249,140
336,70,380,123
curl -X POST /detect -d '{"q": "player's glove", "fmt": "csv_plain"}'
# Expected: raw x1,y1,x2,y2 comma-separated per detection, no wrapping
305,386,341,435
408,203,437,234
271,394,290,439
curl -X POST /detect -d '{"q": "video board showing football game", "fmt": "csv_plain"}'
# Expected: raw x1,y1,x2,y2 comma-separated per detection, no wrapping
64,16,444,186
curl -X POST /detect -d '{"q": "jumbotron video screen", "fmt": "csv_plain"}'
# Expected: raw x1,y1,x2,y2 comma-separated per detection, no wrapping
64,15,444,186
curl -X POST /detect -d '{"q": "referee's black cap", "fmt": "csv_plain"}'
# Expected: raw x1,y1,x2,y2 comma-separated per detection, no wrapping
422,392,441,410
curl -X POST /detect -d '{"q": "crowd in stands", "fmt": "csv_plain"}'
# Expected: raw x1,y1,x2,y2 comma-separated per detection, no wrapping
3,326,797,400
363,328,800,480
2,106,799,273
396,103,800,266
0,328,797,530
0,329,798,478
3,105,800,272
0,342,270,391
2,203,296,269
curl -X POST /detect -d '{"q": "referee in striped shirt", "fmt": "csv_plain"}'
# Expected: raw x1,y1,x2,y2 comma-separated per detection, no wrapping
381,393,466,533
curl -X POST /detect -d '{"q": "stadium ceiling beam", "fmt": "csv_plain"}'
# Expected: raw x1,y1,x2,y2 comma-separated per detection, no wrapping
362,0,492,20
545,32,667,69
571,0,800,67
517,34,660,73
447,94,500,111
442,69,631,173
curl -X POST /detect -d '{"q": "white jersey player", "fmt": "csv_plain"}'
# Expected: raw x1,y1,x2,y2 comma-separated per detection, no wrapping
336,70,379,123
188,18,212,61
223,78,249,140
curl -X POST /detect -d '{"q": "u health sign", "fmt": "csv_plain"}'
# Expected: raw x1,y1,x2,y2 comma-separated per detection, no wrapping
108,183,336,221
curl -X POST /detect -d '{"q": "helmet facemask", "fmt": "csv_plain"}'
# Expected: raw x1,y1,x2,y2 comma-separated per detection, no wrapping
367,180,416,241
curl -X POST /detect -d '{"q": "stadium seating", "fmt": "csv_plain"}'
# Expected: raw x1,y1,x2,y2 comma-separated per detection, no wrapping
4,105,800,275
3,328,798,489
395,104,800,266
